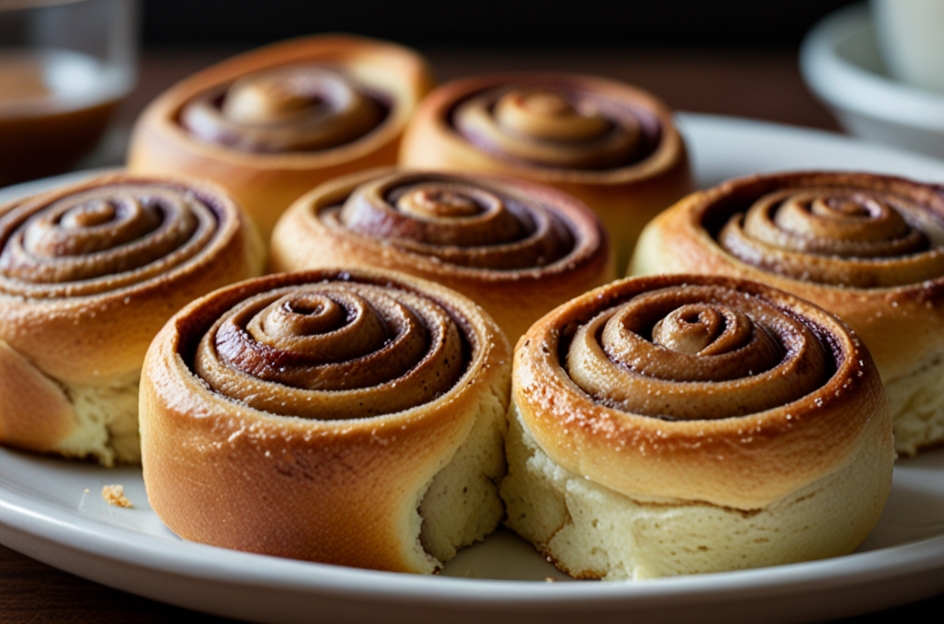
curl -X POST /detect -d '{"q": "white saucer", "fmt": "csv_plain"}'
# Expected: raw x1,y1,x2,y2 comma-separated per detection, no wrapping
800,3,944,159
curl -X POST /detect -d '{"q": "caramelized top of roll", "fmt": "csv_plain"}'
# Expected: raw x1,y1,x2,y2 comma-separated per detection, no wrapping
315,171,586,272
450,81,661,171
0,179,230,298
180,64,388,153
515,273,889,509
564,282,830,420
192,277,469,419
700,173,944,289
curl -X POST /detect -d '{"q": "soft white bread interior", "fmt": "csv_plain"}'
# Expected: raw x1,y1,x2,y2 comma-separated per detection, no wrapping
502,402,891,579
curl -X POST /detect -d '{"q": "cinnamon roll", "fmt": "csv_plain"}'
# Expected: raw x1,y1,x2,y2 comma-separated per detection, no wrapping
128,35,434,240
502,274,893,579
398,74,693,265
140,268,510,573
269,169,614,341
0,173,264,465
631,171,944,455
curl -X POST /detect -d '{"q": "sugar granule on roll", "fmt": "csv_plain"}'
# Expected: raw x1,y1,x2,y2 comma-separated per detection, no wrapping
128,35,434,240
398,73,693,266
0,173,264,465
502,274,893,579
270,168,614,341
630,171,944,455
140,268,510,573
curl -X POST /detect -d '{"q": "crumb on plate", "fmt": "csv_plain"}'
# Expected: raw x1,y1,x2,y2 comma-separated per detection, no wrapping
102,484,132,508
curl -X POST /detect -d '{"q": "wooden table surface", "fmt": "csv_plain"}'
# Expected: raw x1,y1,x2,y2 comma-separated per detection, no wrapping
1,45,941,623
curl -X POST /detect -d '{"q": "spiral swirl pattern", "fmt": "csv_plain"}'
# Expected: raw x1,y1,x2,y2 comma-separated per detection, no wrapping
564,283,830,420
192,277,470,419
507,274,892,579
0,181,226,299
718,187,944,287
512,273,889,513
140,267,510,573
452,84,658,170
317,172,580,271
180,64,387,153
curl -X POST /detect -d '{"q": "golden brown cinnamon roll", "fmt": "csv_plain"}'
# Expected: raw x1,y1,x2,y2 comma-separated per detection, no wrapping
269,169,614,341
398,74,693,266
128,35,434,240
140,268,510,573
0,173,264,465
631,171,944,455
501,274,893,579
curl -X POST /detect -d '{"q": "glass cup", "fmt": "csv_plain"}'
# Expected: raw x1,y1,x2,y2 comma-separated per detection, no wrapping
0,0,139,186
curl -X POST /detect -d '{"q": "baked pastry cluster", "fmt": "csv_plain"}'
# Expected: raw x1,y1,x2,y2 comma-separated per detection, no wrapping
270,168,614,340
0,173,262,465
502,274,893,579
139,268,510,573
128,35,434,240
398,73,694,266
631,171,944,455
3,33,911,581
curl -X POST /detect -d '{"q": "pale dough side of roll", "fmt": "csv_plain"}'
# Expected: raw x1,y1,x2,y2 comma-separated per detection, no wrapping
418,376,508,564
53,378,141,465
502,402,891,579
884,355,944,456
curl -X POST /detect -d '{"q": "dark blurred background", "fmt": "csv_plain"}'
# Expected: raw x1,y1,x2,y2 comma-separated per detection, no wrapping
141,0,859,48
125,0,867,135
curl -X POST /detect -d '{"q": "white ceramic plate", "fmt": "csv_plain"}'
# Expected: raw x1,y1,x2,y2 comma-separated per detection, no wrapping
3,113,944,623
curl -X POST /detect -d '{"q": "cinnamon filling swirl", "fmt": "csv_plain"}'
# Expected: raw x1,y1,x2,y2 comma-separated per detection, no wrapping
180,65,387,153
0,182,224,298
317,173,580,271
451,85,659,170
718,187,944,288
564,283,830,420
191,277,471,419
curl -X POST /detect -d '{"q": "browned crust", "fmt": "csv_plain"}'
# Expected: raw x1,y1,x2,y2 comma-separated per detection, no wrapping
515,273,892,510
398,73,694,263
269,167,615,341
631,171,944,383
139,268,510,572
127,35,435,240
0,339,74,451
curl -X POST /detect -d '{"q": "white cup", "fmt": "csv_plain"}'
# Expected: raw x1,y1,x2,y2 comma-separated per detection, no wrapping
872,0,944,92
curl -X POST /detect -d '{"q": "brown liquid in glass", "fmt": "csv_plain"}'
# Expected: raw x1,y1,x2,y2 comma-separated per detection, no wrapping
0,51,120,187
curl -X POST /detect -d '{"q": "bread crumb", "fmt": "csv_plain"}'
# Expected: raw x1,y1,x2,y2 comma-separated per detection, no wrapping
102,484,132,508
